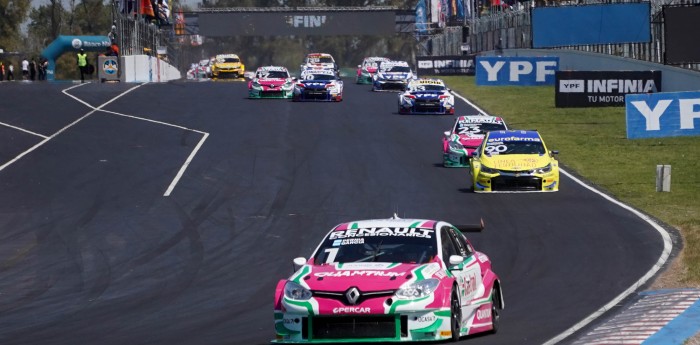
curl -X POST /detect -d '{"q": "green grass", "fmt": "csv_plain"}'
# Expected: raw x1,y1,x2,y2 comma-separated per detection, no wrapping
441,76,700,285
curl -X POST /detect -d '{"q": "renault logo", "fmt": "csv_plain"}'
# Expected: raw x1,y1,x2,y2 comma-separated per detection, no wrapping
345,287,361,305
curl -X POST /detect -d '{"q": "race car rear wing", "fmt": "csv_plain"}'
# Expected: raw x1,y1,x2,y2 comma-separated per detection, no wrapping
454,218,485,232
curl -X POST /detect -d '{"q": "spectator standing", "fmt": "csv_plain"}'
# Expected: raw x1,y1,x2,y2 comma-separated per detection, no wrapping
0,61,4,81
29,58,37,81
21,58,29,80
7,63,15,81
77,49,88,82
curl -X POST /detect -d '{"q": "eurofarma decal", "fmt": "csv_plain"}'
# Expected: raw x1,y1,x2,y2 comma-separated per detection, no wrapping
626,91,700,139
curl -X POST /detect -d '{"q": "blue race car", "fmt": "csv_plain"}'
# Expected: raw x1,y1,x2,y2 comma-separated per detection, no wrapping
293,69,344,102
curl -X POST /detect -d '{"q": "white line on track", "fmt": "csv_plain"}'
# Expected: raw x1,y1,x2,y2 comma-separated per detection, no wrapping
452,90,674,345
0,122,48,138
1,82,209,197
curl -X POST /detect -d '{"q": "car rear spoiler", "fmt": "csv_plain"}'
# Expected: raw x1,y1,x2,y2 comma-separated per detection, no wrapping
454,218,485,232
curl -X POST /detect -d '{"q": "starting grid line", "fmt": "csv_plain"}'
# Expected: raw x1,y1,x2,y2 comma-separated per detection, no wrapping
0,82,208,197
570,289,700,345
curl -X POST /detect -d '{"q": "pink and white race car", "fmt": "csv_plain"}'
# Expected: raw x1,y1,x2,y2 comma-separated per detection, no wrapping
273,216,504,343
248,66,295,99
443,115,508,168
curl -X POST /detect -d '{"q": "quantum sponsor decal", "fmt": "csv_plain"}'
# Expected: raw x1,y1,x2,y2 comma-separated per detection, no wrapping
625,91,700,139
315,271,407,278
476,308,492,320
476,56,558,86
555,70,662,108
332,238,365,246
330,227,434,239
333,307,371,314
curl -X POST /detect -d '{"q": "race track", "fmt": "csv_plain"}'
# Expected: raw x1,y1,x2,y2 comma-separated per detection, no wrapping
0,80,668,345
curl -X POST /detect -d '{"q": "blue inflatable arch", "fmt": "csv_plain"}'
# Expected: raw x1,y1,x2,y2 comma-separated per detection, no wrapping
41,35,111,81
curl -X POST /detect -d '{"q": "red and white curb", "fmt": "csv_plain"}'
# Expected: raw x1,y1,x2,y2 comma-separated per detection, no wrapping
570,289,700,344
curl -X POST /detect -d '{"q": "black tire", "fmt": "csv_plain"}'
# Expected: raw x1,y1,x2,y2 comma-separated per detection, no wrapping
450,289,461,342
490,288,501,333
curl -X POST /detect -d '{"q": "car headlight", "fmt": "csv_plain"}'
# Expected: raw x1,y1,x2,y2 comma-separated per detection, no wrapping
448,141,465,152
480,165,498,174
395,279,440,300
284,281,312,300
531,163,552,174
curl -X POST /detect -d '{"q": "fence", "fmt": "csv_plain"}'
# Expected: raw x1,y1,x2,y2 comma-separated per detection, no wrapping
111,2,180,69
425,0,700,71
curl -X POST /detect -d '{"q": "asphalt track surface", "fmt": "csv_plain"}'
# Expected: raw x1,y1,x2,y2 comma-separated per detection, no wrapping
0,79,669,345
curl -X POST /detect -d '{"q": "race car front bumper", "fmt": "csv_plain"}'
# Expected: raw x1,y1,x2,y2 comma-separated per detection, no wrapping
374,80,408,91
473,169,559,192
273,308,453,343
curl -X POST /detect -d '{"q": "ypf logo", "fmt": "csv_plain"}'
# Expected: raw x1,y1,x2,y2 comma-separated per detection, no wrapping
71,39,82,49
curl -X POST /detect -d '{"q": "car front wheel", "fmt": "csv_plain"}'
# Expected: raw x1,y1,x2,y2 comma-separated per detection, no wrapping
450,289,461,342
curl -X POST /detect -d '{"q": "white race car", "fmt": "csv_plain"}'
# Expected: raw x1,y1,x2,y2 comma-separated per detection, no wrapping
398,78,455,114
372,60,415,92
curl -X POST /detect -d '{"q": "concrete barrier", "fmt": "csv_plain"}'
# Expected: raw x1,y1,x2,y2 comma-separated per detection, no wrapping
120,55,181,83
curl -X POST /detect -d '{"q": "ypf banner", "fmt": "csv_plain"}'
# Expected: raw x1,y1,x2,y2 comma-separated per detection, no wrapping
556,70,661,107
626,91,700,139
475,56,558,86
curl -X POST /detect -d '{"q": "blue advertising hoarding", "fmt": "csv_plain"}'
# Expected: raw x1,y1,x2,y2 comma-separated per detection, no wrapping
532,3,651,48
626,91,700,139
476,56,558,86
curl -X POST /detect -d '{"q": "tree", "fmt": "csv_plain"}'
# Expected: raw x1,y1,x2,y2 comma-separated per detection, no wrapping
0,0,32,51
27,2,67,53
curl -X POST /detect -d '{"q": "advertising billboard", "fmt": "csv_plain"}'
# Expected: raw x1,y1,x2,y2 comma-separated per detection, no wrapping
556,71,661,108
626,91,700,139
532,3,651,48
663,6,700,64
417,55,475,75
475,56,558,86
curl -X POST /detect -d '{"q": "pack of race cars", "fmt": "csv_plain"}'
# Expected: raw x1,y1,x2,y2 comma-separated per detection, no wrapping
219,52,560,343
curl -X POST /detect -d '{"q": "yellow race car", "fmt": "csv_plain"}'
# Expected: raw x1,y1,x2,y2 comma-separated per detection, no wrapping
470,130,559,192
211,54,245,79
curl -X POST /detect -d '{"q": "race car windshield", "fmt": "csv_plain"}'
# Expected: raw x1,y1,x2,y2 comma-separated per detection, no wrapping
383,66,411,73
305,74,335,81
314,232,436,264
485,141,546,155
456,122,507,135
309,57,334,63
413,85,445,91
260,71,289,78
221,58,240,63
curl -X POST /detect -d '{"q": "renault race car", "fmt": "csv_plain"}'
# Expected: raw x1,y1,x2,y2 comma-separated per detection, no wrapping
372,60,415,92
248,66,295,99
398,78,455,115
443,115,508,167
293,69,343,102
273,216,504,343
471,130,559,192
211,54,245,79
300,53,339,75
356,56,391,84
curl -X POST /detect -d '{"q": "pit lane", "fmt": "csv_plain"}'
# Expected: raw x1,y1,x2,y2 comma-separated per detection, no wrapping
0,79,669,344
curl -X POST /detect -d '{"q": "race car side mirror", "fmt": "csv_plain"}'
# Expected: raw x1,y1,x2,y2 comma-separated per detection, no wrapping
293,257,307,270
471,151,478,157
444,131,451,137
449,255,464,268
357,65,361,68
550,150,559,156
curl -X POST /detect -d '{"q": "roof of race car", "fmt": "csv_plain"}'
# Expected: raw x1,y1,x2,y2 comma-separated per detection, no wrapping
216,54,239,59
332,218,440,232
381,60,409,67
301,69,336,76
256,66,288,72
412,78,445,86
457,115,505,124
364,56,390,62
487,130,541,141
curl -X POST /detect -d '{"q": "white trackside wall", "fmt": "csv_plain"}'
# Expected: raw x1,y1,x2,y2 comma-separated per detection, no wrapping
120,55,181,83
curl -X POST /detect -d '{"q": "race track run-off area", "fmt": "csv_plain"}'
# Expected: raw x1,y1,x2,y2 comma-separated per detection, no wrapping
0,80,674,345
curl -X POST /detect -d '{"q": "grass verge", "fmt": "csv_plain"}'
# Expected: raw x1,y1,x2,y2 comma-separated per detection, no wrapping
441,76,700,286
